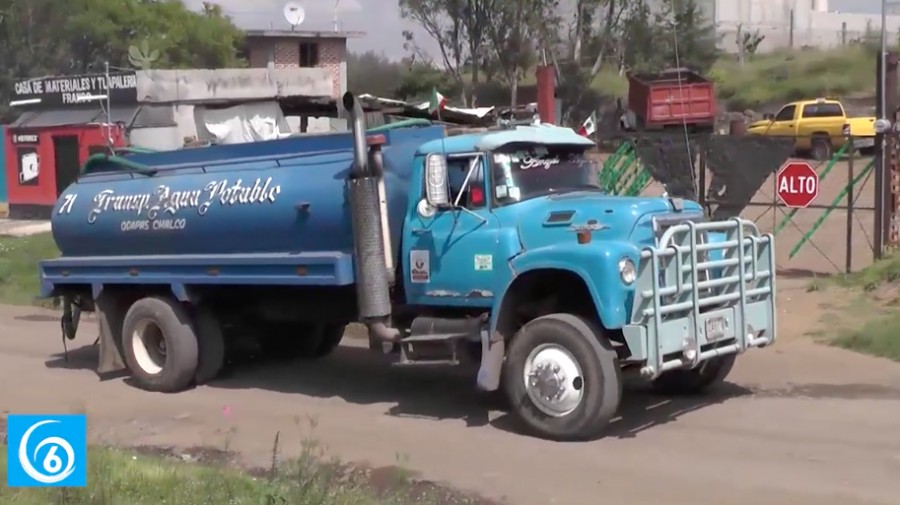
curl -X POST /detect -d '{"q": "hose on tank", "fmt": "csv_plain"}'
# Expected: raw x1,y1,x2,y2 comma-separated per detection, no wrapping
81,153,157,176
367,118,433,133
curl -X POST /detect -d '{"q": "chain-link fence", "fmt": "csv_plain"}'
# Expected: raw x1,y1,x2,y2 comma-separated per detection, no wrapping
593,133,878,275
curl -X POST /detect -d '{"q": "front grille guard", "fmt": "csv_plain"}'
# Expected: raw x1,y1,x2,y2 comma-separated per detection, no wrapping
629,217,776,378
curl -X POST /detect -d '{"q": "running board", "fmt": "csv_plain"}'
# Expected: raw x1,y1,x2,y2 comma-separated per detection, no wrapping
394,333,461,366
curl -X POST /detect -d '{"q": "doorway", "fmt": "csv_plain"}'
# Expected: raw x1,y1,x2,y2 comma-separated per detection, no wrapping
53,135,80,196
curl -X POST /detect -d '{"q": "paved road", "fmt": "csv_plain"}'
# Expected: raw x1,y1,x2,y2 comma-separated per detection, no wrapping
2,300,900,505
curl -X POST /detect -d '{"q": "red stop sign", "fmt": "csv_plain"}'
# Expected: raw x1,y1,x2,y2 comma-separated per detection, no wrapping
777,160,819,208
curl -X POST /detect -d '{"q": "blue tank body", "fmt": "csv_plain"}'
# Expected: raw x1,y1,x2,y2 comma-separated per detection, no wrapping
51,126,444,258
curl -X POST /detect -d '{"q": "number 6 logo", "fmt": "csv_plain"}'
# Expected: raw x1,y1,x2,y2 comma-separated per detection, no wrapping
17,420,76,484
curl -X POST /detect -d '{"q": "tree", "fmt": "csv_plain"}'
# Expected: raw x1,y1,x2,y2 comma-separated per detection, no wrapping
485,0,545,108
398,0,468,104
0,0,245,119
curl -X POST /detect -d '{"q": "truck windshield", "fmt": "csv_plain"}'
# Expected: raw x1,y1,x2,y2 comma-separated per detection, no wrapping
490,144,600,205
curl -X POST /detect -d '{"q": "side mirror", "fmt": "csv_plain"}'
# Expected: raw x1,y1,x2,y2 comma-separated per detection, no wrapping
763,113,775,121
424,154,451,207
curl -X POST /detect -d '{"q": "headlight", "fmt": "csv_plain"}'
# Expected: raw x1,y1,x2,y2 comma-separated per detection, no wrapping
618,257,636,285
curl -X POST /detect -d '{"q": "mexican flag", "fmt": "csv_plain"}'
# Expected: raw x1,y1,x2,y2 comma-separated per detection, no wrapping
577,111,597,137
428,87,448,115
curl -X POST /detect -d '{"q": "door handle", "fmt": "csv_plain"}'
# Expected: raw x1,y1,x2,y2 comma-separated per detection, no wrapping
411,228,431,236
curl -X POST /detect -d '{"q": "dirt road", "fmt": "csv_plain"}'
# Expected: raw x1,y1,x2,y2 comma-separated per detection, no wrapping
2,280,900,505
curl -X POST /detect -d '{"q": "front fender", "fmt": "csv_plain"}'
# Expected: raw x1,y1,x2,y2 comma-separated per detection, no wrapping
475,241,639,392
495,242,640,331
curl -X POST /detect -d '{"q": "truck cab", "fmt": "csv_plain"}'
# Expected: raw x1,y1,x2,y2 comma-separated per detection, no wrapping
39,93,776,442
387,123,776,440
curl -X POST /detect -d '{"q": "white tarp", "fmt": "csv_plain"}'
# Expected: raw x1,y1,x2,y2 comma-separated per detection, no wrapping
357,93,495,119
194,101,292,144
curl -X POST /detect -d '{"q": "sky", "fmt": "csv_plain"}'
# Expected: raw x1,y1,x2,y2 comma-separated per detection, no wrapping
184,0,893,61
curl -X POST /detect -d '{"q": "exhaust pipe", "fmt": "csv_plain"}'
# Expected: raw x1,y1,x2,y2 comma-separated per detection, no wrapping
342,92,401,343
344,92,370,178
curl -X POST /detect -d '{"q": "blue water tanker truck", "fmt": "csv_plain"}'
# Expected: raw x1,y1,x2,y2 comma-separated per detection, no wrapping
39,93,777,441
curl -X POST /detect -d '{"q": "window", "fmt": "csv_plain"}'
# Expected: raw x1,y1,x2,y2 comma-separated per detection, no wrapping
299,42,320,67
446,156,486,209
490,144,600,206
801,103,844,118
774,105,796,122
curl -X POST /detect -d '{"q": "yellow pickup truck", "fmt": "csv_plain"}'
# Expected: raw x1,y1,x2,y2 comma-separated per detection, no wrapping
747,98,876,160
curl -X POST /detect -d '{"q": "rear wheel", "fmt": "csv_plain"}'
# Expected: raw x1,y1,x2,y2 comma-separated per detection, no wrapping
121,296,199,393
503,313,622,441
193,306,227,385
261,322,346,360
651,353,736,395
810,135,833,161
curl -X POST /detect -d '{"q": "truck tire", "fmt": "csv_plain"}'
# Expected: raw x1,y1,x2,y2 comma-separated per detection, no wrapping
651,353,736,395
311,324,346,358
261,322,345,360
503,313,622,441
810,135,833,161
193,307,226,385
121,296,199,393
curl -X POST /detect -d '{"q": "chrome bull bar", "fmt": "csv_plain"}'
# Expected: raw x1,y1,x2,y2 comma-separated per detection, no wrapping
622,217,776,380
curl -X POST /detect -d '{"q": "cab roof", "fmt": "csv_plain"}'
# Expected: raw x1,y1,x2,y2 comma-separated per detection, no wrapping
416,124,595,155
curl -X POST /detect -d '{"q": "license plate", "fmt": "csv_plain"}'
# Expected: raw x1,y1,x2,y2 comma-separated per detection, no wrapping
705,317,726,341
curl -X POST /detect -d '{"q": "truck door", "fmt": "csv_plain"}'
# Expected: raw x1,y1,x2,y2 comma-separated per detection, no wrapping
767,104,797,140
403,153,500,308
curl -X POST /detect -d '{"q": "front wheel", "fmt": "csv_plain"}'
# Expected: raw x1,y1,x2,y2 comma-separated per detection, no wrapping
503,313,622,441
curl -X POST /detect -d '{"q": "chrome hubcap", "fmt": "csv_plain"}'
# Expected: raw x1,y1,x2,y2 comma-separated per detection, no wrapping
523,344,584,417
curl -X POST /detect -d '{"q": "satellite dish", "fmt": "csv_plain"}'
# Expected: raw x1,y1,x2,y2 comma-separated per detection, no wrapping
283,2,305,29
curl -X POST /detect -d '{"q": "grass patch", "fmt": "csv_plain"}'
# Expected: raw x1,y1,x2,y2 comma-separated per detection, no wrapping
0,232,60,306
0,442,454,505
831,254,900,291
831,312,900,362
713,46,876,111
813,254,900,361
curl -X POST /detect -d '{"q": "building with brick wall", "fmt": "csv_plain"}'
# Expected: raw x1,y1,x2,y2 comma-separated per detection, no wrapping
243,30,364,99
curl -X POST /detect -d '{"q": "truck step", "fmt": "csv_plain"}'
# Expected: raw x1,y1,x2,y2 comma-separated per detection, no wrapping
397,332,461,366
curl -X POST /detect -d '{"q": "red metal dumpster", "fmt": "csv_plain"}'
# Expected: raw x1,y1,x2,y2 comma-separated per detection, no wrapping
626,68,717,131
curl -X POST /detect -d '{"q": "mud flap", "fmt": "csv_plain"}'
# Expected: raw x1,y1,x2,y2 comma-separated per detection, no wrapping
476,330,505,391
95,293,127,376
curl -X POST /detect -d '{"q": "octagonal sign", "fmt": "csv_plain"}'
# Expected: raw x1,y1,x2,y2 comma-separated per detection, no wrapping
776,160,819,208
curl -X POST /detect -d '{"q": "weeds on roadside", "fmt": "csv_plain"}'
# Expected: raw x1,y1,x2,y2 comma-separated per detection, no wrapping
0,425,443,505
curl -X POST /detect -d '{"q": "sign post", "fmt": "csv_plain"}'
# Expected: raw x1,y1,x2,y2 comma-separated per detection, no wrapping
776,160,819,208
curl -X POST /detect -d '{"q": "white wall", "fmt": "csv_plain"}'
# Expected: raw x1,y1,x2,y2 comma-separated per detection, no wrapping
712,0,900,52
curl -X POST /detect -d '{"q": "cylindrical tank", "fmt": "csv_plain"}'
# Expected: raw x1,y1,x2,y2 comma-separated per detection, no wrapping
50,147,410,258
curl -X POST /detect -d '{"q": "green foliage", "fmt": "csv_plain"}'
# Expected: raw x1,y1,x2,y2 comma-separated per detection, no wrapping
0,0,245,120
831,313,900,362
347,51,459,101
621,0,719,74
0,443,431,505
714,46,877,110
0,233,60,306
